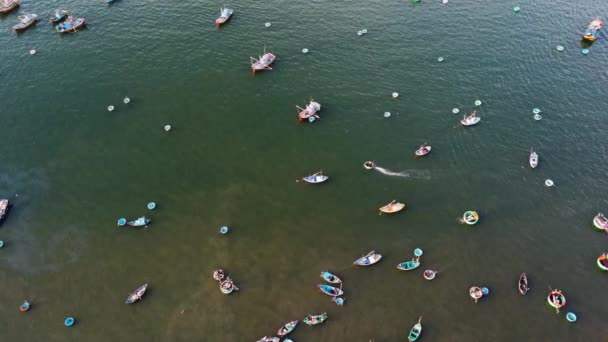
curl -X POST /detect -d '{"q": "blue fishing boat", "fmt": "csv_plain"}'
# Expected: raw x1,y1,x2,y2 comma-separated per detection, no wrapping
127,216,150,227
317,284,343,297
50,9,68,24
397,258,420,271
320,271,342,284
125,284,148,304
56,16,85,33
0,0,19,14
12,14,38,32
583,18,602,41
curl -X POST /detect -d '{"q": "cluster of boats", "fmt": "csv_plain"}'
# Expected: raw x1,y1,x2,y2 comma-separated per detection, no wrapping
256,313,328,341
213,269,239,294
2,5,85,33
317,271,345,306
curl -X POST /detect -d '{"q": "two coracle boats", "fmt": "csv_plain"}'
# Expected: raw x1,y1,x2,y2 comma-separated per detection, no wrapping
56,16,85,33
250,48,276,72
583,18,602,41
0,0,19,14
127,216,150,227
50,9,68,24
415,144,431,157
597,253,608,271
277,320,298,337
297,100,321,122
215,7,233,26
353,250,382,266
547,289,566,313
299,171,328,184
379,200,406,214
518,273,529,295
0,199,9,223
303,312,327,326
317,284,343,297
12,14,38,32
529,149,538,169
407,317,423,342
460,110,480,126
592,213,608,231
320,271,341,284
125,284,148,304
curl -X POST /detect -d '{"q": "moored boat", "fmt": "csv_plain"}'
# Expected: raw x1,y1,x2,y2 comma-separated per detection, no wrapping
397,257,421,271
0,0,19,14
12,14,38,32
215,7,233,26
301,171,328,184
593,213,608,231
463,211,479,225
56,16,85,33
415,144,431,157
353,250,382,266
220,277,239,294
298,100,321,122
460,110,480,126
256,337,280,342
470,286,483,303
0,199,9,222
408,317,422,342
277,320,298,337
127,216,150,227
125,283,148,303
250,48,276,72
317,284,343,297
320,271,341,284
213,269,225,281
423,269,436,280
303,312,327,325
547,289,566,313
379,200,406,214
529,149,538,169
597,253,608,271
583,18,602,41
518,273,529,295
50,9,68,24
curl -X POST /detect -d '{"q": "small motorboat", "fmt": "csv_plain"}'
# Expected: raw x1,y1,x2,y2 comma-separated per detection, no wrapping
408,317,423,342
220,277,239,294
56,16,85,33
353,250,382,266
298,100,321,122
397,257,420,271
583,18,602,41
596,253,608,271
317,284,343,297
250,48,276,72
379,200,406,214
213,269,225,281
547,289,566,313
529,149,538,169
277,320,298,337
303,312,327,326
0,199,10,222
256,337,280,342
470,286,483,303
460,110,480,126
463,211,479,225
301,171,329,184
215,7,233,26
415,144,431,157
593,213,608,231
12,14,38,32
320,271,342,284
127,216,150,227
125,284,148,304
518,273,529,295
423,269,437,280
0,0,19,14
50,9,68,24
364,161,375,169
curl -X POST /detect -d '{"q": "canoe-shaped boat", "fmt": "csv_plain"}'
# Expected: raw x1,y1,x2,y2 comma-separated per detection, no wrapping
304,312,327,325
583,18,602,41
547,289,566,312
470,286,483,302
56,17,85,33
125,283,148,303
423,269,436,280
318,284,343,297
277,320,298,337
0,0,19,14
298,100,321,122
463,211,479,225
408,317,422,342
50,9,68,24
415,145,431,157
518,273,529,295
215,7,233,26
529,149,538,169
379,200,406,214
353,250,382,266
302,172,328,184
461,110,480,126
0,199,9,222
593,213,608,231
320,271,341,284
256,337,280,342
213,269,225,281
251,49,276,72
397,258,420,271
12,14,38,32
597,253,608,271
127,216,150,227
220,277,239,294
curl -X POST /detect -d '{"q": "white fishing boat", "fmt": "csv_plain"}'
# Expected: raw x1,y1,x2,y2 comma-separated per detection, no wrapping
301,171,328,184
250,48,276,72
415,144,431,157
529,149,538,169
460,110,480,126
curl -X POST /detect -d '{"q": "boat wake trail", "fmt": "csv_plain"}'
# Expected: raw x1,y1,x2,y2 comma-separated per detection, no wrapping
372,165,431,180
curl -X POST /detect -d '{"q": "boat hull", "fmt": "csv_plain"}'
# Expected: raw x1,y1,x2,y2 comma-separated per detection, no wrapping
547,290,566,311
0,0,19,14
415,146,431,156
320,272,341,284
597,254,608,271
593,215,607,230
303,313,327,325
463,211,479,225
353,252,382,266
317,284,343,297
215,9,233,26
518,273,528,295
397,260,420,271
125,284,148,304
303,175,328,183
379,202,405,214
277,320,298,337
423,270,436,280
408,322,422,342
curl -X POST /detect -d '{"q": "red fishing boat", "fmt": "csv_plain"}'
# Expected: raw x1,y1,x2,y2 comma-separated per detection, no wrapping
250,48,275,72
215,7,233,26
297,100,321,122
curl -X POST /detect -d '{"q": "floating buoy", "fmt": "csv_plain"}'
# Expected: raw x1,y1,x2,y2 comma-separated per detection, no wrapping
164,125,171,132
392,92,399,98
264,22,271,27
556,45,564,51
333,297,345,306
29,49,36,55
357,30,363,36
475,100,482,106
513,6,520,12
364,161,375,170
414,248,423,257
302,48,309,54
383,112,391,118
219,226,229,235
581,49,589,55
362,29,368,34
532,108,541,114
545,179,554,187
452,108,460,114
437,56,444,62
533,114,542,121
308,116,316,123
19,301,30,312
566,312,577,322
442,0,448,3
64,317,75,327
123,97,130,104
107,105,115,112
481,287,490,296
147,202,156,210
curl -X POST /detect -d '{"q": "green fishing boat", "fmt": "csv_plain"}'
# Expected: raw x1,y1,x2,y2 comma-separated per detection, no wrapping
408,317,422,341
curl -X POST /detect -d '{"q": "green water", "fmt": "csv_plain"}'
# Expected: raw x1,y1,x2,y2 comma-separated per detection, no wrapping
1,0,608,341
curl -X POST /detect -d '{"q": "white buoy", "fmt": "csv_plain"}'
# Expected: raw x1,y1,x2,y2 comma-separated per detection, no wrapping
383,112,391,118
362,29,367,34
392,92,399,98
107,105,115,112
556,45,564,51
545,179,554,187
475,100,482,106
123,97,131,104
29,49,36,55
452,108,460,114
164,125,171,132
442,0,448,3
302,48,309,54
533,114,542,121
357,30,363,36
532,108,541,114
265,22,271,27
513,6,520,12
437,56,444,62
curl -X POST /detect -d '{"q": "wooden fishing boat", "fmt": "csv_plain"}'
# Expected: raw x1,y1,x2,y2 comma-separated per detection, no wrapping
463,211,479,225
423,269,436,280
0,0,19,14
50,9,68,24
12,14,38,32
518,273,529,295
250,48,276,72
213,269,225,281
303,312,327,325
320,271,341,284
460,110,480,126
56,17,85,33
317,284,343,297
470,286,483,303
127,216,150,227
529,149,538,169
277,320,298,337
583,18,602,41
220,277,239,294
298,100,321,122
415,144,431,157
353,250,382,266
547,289,566,313
215,7,233,26
125,283,148,303
593,213,608,231
397,257,420,271
379,200,406,214
0,199,9,222
302,171,328,184
597,253,608,271
256,337,280,342
408,317,422,342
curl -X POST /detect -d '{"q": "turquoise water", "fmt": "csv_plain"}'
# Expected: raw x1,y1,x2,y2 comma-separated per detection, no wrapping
1,0,608,341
